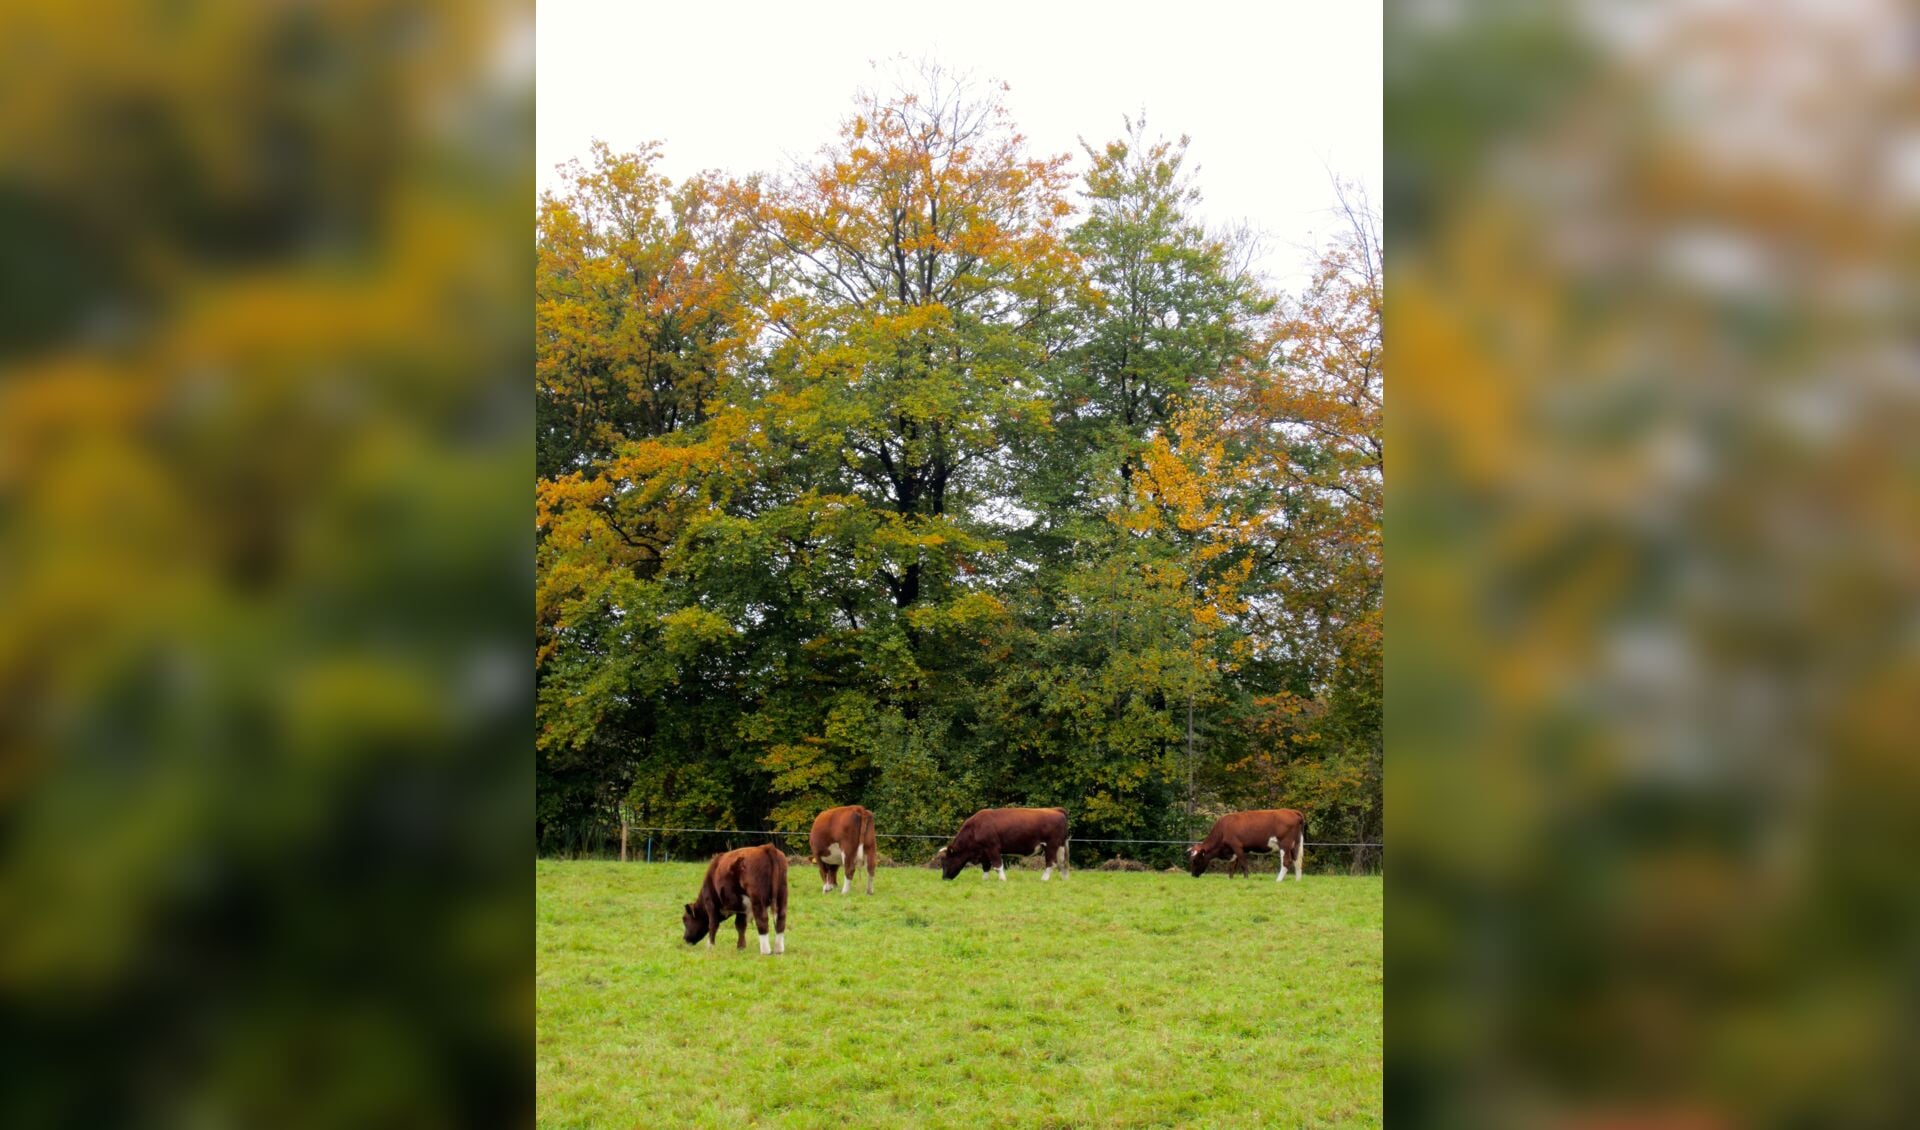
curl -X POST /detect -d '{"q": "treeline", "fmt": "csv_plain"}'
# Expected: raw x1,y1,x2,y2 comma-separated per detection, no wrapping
535,71,1381,868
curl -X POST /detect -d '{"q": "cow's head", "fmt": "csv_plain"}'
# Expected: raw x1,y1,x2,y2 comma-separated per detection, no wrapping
1187,844,1210,877
936,844,969,880
681,901,709,945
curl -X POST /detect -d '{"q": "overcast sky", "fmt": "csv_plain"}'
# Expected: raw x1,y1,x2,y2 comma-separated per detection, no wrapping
537,1,1380,294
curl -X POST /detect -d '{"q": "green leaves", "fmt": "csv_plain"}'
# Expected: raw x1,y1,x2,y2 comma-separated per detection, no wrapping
535,78,1381,862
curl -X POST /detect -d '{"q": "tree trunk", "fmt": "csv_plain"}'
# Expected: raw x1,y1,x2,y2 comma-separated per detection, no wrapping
1185,686,1195,824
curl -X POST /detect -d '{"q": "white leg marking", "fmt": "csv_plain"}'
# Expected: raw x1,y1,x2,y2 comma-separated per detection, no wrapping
706,936,714,949
1042,865,1052,881
1296,842,1304,879
759,933,771,955
774,932,785,955
996,864,1006,882
823,882,834,893
840,877,850,895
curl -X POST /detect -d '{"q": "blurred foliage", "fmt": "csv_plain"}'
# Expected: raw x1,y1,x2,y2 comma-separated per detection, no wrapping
1389,1,1920,1126
0,0,530,1125
534,69,1384,870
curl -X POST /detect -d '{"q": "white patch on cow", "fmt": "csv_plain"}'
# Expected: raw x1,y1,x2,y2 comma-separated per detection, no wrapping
996,864,1006,882
854,843,865,866
705,935,714,949
839,876,850,895
1276,866,1286,883
820,843,845,867
758,933,771,955
1295,842,1304,880
740,896,752,914
822,882,834,893
774,932,785,955
1268,836,1282,852
1041,865,1052,881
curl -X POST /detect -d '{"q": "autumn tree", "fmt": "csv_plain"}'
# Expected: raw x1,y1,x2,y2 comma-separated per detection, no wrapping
1215,180,1384,866
710,67,1078,829
979,118,1272,840
532,74,1385,869
536,142,746,478
534,141,753,849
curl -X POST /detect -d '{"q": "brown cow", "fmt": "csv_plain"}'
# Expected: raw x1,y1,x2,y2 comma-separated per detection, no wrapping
809,804,877,895
681,843,789,954
935,807,1071,882
1187,809,1306,882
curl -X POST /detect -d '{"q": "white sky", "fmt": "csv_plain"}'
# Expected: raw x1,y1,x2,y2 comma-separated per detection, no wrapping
537,0,1380,294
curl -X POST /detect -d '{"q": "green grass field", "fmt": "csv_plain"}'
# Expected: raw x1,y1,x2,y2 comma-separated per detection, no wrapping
537,859,1381,1128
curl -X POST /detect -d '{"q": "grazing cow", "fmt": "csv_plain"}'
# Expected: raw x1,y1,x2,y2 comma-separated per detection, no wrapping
682,843,789,954
809,804,877,895
1187,809,1307,882
935,807,1071,882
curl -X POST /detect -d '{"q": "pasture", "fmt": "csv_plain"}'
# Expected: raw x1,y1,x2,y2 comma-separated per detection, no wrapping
537,860,1382,1128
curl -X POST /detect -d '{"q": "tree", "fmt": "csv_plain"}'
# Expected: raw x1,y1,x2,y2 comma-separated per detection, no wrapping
532,78,1385,872
1059,116,1270,504
536,142,746,478
1214,179,1384,866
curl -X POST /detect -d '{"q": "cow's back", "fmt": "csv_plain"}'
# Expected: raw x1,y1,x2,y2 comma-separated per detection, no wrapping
1211,809,1303,846
968,806,1068,847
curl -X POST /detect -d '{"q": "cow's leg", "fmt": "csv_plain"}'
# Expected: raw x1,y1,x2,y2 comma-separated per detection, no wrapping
1294,836,1304,881
773,883,787,954
753,900,771,955
1232,848,1248,877
1271,836,1287,882
705,905,718,950
1041,841,1053,882
991,849,1005,882
1059,841,1070,879
839,839,853,894
734,908,748,950
862,838,875,896
819,843,843,892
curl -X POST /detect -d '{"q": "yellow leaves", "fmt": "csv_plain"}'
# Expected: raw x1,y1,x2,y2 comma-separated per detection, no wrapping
660,607,733,656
